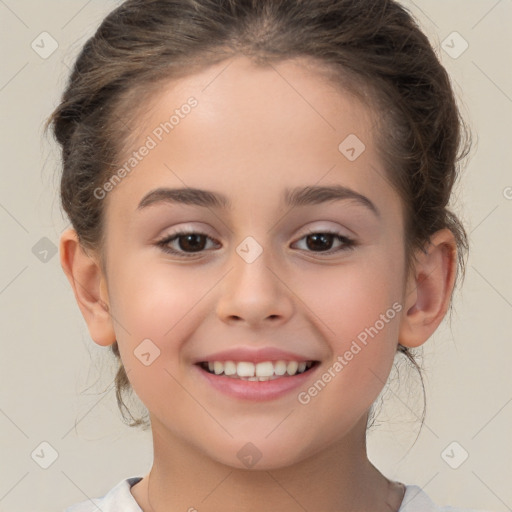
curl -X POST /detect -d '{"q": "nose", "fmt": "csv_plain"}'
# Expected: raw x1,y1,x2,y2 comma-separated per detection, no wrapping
215,242,294,328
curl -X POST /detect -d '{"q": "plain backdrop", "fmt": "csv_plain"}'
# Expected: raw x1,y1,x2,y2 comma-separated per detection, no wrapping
0,1,511,510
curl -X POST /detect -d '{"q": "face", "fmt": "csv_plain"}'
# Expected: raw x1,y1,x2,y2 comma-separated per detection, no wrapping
100,56,407,469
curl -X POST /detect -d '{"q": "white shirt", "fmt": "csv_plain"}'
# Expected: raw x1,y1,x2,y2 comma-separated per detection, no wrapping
63,476,491,512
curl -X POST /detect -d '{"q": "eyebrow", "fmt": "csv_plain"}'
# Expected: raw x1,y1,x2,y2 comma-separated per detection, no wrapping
137,184,380,217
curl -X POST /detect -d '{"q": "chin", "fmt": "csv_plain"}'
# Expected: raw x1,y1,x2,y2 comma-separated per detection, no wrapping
202,437,314,472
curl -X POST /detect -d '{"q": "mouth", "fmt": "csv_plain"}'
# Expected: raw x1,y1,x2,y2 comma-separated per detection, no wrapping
193,348,322,401
197,359,319,381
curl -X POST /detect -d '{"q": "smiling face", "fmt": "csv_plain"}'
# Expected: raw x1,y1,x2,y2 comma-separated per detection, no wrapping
90,55,410,468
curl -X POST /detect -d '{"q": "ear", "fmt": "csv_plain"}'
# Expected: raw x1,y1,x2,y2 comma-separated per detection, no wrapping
59,228,116,347
399,228,458,348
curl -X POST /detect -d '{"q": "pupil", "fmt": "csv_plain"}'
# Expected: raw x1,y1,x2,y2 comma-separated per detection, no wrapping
180,234,205,252
307,233,333,251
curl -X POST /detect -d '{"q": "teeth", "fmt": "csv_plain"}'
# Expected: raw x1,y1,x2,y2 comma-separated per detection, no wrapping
255,361,274,377
237,361,255,377
213,361,224,375
224,360,237,376
286,361,299,375
201,360,314,380
274,360,287,376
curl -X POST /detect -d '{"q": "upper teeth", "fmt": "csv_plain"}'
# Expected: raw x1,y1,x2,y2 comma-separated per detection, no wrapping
203,360,313,380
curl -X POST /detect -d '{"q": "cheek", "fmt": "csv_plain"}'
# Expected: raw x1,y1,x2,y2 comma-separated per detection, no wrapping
107,266,200,425
105,261,206,394
108,259,216,339
295,246,405,407
300,245,404,342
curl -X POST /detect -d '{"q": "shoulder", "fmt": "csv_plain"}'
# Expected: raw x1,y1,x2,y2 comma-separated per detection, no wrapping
63,478,494,512
63,476,143,512
399,484,494,512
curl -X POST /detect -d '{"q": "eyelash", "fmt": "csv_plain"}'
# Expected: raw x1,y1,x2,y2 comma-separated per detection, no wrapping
156,229,356,258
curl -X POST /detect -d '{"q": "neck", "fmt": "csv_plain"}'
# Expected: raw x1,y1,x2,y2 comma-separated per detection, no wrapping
132,415,404,512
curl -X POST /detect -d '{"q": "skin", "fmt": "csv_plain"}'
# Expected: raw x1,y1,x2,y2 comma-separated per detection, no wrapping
60,56,457,512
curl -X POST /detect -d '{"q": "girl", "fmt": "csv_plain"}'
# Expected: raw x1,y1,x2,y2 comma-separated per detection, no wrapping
47,0,485,510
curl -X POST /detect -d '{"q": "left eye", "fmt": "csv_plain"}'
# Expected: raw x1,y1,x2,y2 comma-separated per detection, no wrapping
292,231,355,254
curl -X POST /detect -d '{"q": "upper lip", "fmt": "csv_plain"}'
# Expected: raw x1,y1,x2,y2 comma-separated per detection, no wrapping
194,347,318,364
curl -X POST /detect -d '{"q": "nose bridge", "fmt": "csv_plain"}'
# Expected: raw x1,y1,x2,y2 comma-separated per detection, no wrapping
215,234,293,325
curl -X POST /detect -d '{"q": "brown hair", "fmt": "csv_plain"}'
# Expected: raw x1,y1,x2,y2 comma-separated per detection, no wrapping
46,0,470,429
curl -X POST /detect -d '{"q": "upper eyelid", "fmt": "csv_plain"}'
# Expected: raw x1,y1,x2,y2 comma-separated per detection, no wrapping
158,226,352,242
162,219,353,236
300,226,351,237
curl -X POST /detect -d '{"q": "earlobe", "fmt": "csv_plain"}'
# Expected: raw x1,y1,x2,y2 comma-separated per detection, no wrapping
398,229,457,348
59,228,116,347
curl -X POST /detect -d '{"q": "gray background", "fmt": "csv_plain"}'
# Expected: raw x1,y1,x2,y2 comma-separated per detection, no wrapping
0,1,511,510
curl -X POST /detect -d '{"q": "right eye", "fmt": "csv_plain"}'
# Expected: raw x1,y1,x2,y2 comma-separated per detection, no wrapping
156,231,221,257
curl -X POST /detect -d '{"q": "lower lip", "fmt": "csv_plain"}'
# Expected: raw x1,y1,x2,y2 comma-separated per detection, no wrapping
194,364,319,401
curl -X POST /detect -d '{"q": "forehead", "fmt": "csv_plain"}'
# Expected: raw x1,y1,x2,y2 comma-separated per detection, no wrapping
106,55,397,219
133,55,376,150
